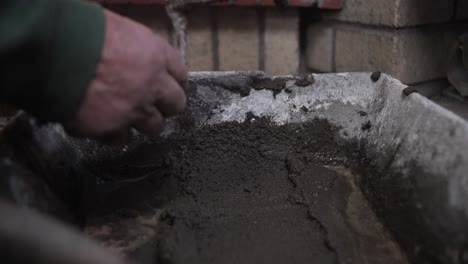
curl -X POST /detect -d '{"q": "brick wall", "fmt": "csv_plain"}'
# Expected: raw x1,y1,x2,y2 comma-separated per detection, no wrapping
305,0,468,85
107,5,300,75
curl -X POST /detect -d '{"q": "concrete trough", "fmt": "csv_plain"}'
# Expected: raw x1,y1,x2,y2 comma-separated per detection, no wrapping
160,71,468,263
2,71,467,264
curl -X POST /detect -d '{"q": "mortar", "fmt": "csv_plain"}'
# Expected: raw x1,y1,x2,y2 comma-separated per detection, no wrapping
4,72,468,264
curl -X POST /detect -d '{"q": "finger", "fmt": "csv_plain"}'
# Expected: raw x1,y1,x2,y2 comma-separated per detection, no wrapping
133,107,165,137
154,75,187,117
164,44,189,85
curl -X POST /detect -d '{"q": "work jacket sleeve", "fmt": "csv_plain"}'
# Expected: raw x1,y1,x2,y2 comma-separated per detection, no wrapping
0,0,105,121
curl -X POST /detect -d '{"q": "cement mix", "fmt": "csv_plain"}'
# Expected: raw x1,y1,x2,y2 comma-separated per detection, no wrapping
82,118,407,264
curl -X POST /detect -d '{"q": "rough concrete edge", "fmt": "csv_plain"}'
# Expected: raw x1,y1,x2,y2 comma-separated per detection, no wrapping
367,75,468,239
376,76,468,208
183,71,380,142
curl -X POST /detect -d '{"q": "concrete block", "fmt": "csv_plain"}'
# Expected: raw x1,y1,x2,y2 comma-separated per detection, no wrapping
335,28,395,77
187,8,214,71
217,7,259,71
335,25,458,84
264,9,299,75
393,28,457,84
396,0,455,27
305,22,335,72
323,0,455,27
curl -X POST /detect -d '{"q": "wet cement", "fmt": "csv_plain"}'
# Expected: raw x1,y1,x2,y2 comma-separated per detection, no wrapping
81,117,408,264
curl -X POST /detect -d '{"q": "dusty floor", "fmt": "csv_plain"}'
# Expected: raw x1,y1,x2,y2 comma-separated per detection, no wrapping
80,117,408,264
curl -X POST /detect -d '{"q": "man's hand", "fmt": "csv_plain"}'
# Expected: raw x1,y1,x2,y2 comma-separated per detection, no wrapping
65,10,187,142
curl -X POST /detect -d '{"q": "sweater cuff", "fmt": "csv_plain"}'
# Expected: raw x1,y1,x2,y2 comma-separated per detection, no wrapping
41,0,105,121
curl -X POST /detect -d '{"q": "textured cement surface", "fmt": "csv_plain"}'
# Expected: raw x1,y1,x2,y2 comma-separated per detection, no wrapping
81,118,407,264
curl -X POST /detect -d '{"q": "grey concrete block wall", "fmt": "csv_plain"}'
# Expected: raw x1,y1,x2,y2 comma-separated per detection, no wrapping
109,5,300,74
187,8,214,71
306,22,459,84
306,0,467,85
305,23,335,72
335,25,457,84
217,8,260,71
392,28,457,84
103,2,468,83
334,27,395,76
264,9,299,75
322,0,456,27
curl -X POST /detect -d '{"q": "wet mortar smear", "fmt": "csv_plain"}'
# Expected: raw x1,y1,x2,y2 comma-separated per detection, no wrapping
81,117,408,264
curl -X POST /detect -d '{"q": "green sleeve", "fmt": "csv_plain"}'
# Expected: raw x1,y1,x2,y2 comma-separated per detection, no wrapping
0,0,105,121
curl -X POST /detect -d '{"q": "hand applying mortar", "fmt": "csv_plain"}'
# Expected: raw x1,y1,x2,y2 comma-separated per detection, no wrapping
67,10,188,142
